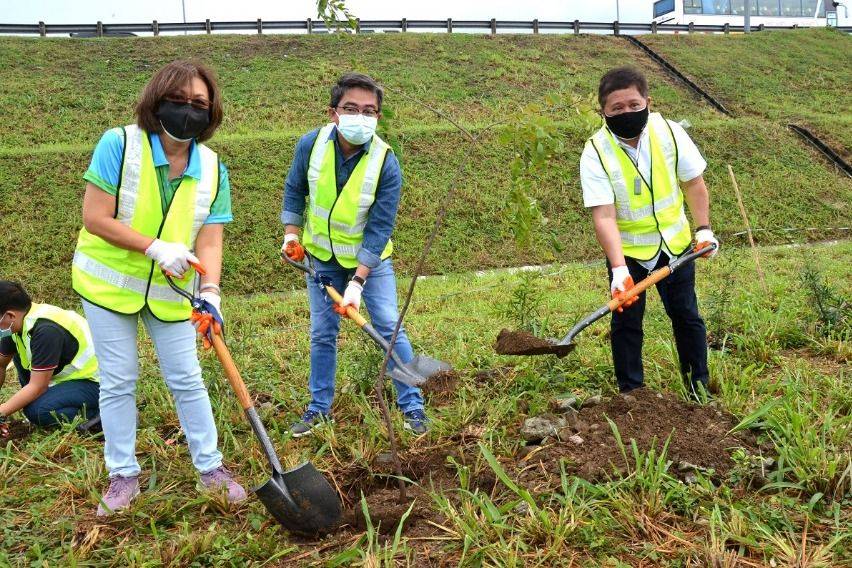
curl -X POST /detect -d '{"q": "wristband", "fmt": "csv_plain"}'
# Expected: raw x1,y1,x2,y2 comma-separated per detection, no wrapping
351,275,366,286
695,224,712,232
200,283,221,295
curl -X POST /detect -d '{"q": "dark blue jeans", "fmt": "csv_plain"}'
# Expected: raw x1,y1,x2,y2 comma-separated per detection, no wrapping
19,377,100,427
607,252,709,394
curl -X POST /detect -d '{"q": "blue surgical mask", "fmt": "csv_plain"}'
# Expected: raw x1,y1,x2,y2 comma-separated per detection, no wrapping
0,314,12,339
336,113,377,146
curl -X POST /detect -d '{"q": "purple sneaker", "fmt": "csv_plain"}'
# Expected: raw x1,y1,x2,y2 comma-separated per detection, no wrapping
96,475,140,517
199,466,248,503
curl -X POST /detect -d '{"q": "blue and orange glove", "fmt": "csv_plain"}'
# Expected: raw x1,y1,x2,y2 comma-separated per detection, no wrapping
191,293,224,350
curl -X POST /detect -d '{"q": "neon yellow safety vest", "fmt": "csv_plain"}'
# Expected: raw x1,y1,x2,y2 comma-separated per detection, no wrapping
586,112,692,261
72,125,219,321
11,303,99,386
302,123,394,268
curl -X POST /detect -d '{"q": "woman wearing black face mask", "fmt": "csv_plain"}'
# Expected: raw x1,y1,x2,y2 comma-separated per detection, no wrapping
579,66,720,402
72,60,246,516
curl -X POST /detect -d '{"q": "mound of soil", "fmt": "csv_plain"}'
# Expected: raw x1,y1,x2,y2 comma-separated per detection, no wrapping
495,329,556,355
517,389,762,486
0,420,31,447
420,370,459,405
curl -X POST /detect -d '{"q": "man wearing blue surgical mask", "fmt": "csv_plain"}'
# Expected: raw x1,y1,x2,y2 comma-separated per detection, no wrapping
279,73,430,436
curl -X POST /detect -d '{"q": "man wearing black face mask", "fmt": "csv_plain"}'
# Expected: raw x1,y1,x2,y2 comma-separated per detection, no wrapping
579,67,719,400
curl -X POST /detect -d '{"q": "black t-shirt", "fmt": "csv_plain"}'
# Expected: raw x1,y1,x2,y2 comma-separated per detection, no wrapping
0,319,79,384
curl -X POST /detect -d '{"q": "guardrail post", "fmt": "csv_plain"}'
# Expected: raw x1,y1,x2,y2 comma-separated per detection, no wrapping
447,18,452,33
205,19,212,34
533,18,539,34
573,19,580,35
793,23,798,29
613,20,620,36
401,18,407,32
38,21,46,37
723,22,730,34
490,18,496,35
651,21,657,34
355,18,361,33
758,23,764,31
96,21,103,37
306,18,312,34
153,20,159,36
688,21,694,33
257,18,263,34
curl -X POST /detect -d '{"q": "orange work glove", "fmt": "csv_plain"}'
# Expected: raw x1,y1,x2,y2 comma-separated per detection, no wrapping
610,265,637,313
190,312,223,350
281,234,305,262
694,228,719,259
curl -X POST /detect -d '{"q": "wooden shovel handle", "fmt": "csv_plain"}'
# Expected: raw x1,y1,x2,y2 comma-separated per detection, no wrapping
605,265,673,312
323,285,369,327
211,332,253,411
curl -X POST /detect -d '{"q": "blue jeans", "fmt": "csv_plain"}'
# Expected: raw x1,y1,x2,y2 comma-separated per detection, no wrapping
20,377,99,427
82,300,223,478
306,257,424,414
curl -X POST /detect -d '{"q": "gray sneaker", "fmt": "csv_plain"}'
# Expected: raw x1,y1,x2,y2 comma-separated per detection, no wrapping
96,475,140,517
403,409,430,435
199,466,248,503
289,410,332,438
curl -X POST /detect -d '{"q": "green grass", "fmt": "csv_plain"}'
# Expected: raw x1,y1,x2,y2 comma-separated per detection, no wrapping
1,31,851,301
1,241,849,566
640,28,852,157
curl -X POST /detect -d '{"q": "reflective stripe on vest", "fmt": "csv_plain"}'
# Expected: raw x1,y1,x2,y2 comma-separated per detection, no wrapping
302,124,393,268
72,125,218,321
587,112,692,261
11,303,99,386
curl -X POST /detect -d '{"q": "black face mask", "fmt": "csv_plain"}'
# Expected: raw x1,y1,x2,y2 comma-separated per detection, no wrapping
156,100,210,141
605,106,649,140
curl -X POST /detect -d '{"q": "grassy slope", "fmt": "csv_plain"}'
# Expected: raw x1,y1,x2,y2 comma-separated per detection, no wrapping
1,242,849,566
641,28,852,157
1,32,851,301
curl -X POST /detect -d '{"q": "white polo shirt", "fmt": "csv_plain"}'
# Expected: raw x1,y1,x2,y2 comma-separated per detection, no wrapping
579,117,707,269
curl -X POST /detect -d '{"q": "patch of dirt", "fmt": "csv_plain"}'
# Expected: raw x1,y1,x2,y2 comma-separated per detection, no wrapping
72,515,121,555
495,329,556,355
516,388,763,487
420,370,459,405
0,420,31,447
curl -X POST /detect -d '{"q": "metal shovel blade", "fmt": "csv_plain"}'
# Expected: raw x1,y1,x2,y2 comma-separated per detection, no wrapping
494,329,576,358
254,461,342,536
388,354,452,387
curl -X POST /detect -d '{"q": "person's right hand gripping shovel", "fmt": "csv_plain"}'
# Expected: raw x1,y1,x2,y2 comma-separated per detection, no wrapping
281,237,452,388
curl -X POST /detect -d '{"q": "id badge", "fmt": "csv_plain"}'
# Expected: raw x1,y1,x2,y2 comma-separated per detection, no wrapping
633,176,642,196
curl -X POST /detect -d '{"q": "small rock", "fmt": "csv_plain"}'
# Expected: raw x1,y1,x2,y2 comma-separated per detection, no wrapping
589,423,601,431
520,416,558,442
762,457,775,469
514,502,530,515
582,395,603,408
619,394,636,405
553,397,578,413
567,434,584,445
259,401,274,411
656,392,664,399
374,452,395,466
684,473,699,484
707,400,719,409
678,461,700,472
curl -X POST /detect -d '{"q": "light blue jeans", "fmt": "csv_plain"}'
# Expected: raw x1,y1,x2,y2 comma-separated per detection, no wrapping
306,257,424,414
82,300,223,478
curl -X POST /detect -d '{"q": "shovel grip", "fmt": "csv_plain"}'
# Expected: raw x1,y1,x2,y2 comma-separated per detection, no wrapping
211,332,254,411
606,266,673,312
323,285,369,327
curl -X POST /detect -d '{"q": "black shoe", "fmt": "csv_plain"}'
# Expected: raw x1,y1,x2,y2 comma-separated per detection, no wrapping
77,413,102,435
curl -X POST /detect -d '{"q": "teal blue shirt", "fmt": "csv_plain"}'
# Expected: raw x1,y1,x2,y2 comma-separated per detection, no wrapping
83,127,233,224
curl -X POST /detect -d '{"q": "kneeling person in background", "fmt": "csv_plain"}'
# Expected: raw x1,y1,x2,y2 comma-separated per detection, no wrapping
0,281,100,430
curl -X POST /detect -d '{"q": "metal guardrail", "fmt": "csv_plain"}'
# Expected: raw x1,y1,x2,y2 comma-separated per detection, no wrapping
1,19,850,37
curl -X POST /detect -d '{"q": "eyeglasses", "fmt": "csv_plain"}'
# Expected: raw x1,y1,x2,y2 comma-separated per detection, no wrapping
164,94,211,111
336,105,379,118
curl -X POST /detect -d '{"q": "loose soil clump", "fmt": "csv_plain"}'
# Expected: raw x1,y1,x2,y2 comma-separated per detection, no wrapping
420,370,459,405
495,328,556,355
517,388,763,487
0,420,31,447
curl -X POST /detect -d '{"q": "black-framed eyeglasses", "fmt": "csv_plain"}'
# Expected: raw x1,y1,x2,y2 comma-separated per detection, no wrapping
164,94,211,111
336,105,379,118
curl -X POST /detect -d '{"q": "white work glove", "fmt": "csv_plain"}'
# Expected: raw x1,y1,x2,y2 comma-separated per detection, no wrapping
340,280,363,312
694,228,719,258
610,265,637,313
200,291,221,317
145,239,199,278
281,233,305,261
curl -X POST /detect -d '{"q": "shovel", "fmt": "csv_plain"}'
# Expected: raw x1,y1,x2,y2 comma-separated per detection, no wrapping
282,253,451,387
164,271,341,536
496,244,717,357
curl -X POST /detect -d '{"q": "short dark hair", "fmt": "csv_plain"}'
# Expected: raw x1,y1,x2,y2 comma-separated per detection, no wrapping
329,73,383,111
0,281,32,314
135,60,223,142
598,67,649,108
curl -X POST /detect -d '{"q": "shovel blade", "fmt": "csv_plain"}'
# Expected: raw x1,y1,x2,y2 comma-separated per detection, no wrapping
254,461,341,536
389,355,452,387
495,329,576,357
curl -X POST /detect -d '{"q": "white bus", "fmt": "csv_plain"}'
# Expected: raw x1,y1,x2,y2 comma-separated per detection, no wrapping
652,0,847,27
